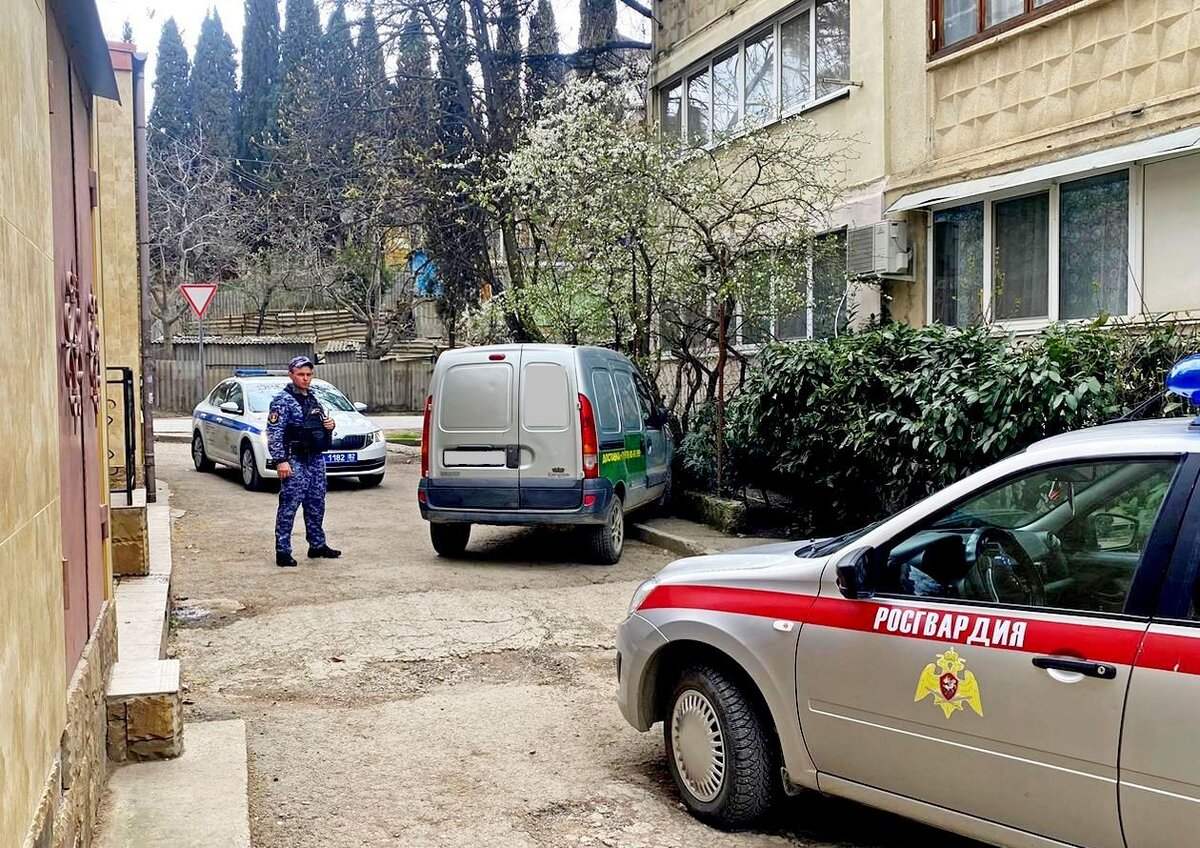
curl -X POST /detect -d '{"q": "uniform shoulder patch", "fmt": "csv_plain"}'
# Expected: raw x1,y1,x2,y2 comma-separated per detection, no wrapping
268,411,281,424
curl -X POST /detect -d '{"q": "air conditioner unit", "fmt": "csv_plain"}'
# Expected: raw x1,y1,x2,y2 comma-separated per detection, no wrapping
846,221,910,278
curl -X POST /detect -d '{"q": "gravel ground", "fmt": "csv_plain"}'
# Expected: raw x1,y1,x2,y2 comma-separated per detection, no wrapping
161,442,980,848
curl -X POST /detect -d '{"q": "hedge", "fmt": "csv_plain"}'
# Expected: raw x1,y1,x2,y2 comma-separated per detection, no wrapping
714,321,1194,535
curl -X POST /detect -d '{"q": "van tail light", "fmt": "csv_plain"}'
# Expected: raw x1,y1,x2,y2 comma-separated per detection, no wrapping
421,395,433,478
579,393,599,479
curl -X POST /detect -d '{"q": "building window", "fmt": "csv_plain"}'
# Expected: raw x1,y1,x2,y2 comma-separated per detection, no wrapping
712,50,741,136
993,192,1050,320
814,0,850,99
931,170,1132,327
658,0,851,145
932,0,1083,54
932,203,984,326
661,81,682,140
744,28,776,125
739,231,849,344
687,69,712,146
1059,171,1129,320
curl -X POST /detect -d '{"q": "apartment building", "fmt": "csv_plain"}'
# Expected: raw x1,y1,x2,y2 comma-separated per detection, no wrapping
647,0,1200,336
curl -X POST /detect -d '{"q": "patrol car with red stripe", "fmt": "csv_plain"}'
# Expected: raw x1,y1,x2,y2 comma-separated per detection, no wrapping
617,356,1200,846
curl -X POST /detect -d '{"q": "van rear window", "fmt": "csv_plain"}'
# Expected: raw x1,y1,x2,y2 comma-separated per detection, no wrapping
522,363,570,430
441,364,512,431
590,369,621,434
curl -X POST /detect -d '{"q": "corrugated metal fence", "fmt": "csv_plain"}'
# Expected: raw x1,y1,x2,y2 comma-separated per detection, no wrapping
153,360,434,414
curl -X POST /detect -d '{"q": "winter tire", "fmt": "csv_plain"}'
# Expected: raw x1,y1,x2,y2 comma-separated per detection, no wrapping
664,664,779,829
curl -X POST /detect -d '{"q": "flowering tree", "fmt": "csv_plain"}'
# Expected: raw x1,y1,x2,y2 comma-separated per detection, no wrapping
495,75,850,490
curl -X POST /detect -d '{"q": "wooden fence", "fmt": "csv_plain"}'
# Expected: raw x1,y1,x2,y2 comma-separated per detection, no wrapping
152,359,434,414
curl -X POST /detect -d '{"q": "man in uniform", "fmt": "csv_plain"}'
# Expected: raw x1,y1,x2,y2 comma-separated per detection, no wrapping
267,356,341,567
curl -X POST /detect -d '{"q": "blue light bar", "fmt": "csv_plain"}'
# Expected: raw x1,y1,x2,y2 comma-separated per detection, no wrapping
1166,354,1200,401
234,369,289,377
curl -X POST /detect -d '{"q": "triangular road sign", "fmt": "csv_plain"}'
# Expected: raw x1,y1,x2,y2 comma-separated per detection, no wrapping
180,283,218,319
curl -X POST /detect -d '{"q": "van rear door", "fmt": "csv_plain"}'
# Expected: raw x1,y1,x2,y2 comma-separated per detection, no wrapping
518,349,582,510
430,348,521,510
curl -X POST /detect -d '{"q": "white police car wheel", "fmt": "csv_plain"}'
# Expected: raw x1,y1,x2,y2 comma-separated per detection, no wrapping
192,432,214,472
240,444,263,491
671,689,726,803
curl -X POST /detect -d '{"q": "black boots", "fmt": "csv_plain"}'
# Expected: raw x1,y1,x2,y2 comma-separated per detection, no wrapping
307,545,342,559
276,551,298,568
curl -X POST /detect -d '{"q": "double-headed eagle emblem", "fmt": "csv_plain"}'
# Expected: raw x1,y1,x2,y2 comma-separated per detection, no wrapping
915,648,983,718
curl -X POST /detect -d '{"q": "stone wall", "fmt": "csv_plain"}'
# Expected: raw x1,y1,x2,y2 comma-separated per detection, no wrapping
22,601,118,848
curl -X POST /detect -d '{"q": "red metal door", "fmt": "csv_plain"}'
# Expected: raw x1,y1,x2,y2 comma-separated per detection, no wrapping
47,12,104,675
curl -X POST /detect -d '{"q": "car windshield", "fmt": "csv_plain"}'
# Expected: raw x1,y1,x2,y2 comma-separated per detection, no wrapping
796,520,885,558
246,381,356,413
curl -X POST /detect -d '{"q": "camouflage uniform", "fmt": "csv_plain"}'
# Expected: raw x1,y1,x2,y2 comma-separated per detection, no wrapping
268,383,330,554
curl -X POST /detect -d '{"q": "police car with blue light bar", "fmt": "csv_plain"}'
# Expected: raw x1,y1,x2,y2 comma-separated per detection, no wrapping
190,370,386,490
615,354,1200,846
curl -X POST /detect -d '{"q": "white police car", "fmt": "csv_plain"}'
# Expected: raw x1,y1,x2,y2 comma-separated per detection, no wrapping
191,370,387,490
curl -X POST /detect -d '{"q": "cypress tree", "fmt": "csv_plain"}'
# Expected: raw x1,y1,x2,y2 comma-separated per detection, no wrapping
526,0,564,110
357,1,389,142
393,11,435,153
278,0,323,135
240,0,280,167
191,11,239,160
149,18,193,152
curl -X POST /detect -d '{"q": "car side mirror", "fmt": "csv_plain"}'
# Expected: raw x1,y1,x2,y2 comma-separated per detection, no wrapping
353,402,368,413
219,401,241,415
1090,512,1138,551
835,546,875,600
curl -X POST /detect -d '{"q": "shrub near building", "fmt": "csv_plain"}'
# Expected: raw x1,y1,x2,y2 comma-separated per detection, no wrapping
721,321,1194,536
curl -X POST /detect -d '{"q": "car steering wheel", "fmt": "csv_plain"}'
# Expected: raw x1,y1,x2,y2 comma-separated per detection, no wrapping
964,528,1045,607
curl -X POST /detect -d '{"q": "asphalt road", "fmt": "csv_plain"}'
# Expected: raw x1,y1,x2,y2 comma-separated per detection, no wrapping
160,442,981,848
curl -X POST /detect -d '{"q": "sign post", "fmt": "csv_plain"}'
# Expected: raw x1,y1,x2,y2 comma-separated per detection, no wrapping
180,284,218,407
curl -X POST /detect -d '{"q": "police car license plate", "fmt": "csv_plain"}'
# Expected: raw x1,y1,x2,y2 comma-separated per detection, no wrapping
326,452,357,464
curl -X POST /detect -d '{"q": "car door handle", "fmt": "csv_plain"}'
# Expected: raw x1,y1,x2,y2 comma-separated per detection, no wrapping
1032,656,1117,680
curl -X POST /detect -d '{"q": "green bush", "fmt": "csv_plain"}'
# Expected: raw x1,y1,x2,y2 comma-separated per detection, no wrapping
721,321,1193,535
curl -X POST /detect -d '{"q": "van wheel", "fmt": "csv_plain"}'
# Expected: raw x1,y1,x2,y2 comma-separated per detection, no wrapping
665,665,779,829
192,432,214,472
430,523,471,557
590,497,624,564
240,443,264,491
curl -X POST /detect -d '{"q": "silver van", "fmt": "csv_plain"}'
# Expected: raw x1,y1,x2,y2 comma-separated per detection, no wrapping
417,345,673,563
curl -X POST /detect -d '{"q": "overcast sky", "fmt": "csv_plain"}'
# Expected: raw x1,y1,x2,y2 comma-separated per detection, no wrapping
95,1,643,106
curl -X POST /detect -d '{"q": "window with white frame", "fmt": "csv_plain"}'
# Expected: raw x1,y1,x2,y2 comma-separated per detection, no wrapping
931,170,1134,327
659,0,850,146
740,230,850,343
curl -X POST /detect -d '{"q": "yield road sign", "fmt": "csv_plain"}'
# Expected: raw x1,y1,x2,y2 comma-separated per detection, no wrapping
180,283,218,319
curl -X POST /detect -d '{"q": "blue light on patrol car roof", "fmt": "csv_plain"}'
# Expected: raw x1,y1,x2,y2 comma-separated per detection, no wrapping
235,369,269,377
1166,354,1200,401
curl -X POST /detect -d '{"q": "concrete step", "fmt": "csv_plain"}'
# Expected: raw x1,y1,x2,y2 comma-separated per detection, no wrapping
94,720,251,848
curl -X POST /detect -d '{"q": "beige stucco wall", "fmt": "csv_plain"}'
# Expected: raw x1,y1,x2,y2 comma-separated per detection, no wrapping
887,0,1200,195
651,0,887,195
96,63,143,490
0,1,68,845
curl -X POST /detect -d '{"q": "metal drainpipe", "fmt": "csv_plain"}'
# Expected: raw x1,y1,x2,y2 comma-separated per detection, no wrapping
133,51,157,502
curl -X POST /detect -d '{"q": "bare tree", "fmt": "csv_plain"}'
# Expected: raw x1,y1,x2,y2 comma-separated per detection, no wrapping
147,131,252,353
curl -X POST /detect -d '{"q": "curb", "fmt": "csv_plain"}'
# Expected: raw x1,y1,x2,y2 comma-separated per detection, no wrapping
629,523,716,558
155,433,192,444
